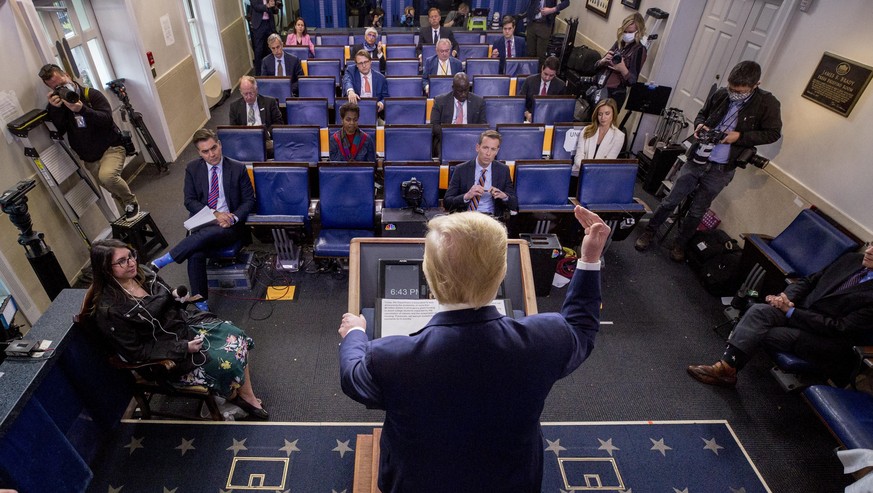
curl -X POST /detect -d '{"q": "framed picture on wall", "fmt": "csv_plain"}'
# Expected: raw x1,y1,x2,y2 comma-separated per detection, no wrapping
621,0,641,9
586,0,612,19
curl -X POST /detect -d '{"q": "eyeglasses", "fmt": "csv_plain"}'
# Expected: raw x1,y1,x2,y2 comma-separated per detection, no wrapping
111,251,137,268
356,60,371,66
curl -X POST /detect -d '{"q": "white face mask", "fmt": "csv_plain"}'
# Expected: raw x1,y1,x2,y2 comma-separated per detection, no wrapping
622,32,636,44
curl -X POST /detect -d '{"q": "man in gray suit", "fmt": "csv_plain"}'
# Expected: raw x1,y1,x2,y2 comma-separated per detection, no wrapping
430,73,487,156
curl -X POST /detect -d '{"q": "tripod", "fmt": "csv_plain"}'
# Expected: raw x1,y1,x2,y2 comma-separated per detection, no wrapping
106,78,168,172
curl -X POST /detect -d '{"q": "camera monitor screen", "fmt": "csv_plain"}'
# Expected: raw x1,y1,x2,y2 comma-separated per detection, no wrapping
378,259,429,299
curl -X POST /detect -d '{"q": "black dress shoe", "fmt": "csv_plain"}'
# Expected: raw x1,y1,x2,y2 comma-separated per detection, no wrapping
230,396,269,420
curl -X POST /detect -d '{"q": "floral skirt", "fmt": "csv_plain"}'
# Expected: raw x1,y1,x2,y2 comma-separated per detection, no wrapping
175,320,254,397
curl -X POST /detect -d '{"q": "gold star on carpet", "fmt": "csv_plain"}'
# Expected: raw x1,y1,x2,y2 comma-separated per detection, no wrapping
279,438,300,456
702,437,724,455
227,438,248,456
124,436,144,455
598,437,620,456
333,439,353,458
544,438,567,456
650,437,672,456
176,438,195,456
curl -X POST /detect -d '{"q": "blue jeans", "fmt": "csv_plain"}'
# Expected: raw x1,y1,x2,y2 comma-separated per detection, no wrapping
647,160,736,246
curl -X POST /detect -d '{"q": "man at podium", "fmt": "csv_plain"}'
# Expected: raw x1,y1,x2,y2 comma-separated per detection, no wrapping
338,207,610,492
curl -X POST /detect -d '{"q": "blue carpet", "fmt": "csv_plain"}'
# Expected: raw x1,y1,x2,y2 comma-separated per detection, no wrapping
89,420,769,492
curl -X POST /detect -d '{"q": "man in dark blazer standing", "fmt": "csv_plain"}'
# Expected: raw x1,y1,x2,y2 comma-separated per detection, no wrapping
149,128,255,312
490,15,526,74
444,129,517,218
430,73,487,156
518,56,567,121
525,0,570,64
338,205,610,492
416,7,459,58
249,0,277,75
260,34,304,96
228,75,282,132
421,39,463,96
688,244,873,387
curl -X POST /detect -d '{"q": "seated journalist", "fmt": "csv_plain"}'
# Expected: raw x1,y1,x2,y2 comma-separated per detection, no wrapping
330,102,376,162
84,239,268,420
688,244,873,387
444,129,516,219
338,206,610,492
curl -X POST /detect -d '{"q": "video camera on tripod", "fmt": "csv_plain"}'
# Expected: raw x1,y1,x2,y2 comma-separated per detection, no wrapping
106,78,168,171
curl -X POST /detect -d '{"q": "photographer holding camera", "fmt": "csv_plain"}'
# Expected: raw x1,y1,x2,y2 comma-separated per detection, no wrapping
39,64,139,219
635,60,782,262
588,13,648,112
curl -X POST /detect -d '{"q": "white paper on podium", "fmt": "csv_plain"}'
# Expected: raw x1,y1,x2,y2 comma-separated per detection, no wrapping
183,206,217,231
379,299,508,337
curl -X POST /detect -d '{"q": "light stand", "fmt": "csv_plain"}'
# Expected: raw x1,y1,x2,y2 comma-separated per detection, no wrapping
106,78,168,172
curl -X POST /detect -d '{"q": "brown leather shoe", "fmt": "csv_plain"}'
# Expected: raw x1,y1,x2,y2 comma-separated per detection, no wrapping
670,243,686,262
687,361,737,387
634,230,655,251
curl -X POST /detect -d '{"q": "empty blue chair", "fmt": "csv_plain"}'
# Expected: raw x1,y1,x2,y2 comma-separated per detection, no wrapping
249,163,311,228
384,125,433,161
440,124,489,163
319,33,351,46
314,45,346,63
285,98,328,127
272,125,320,163
427,75,454,98
387,44,417,59
473,75,511,96
454,32,483,44
803,385,873,450
335,98,379,125
385,33,415,45
515,161,574,211
216,126,265,163
314,165,375,258
386,59,421,76
505,58,539,76
421,44,436,61
284,46,309,61
298,76,336,108
383,163,441,209
306,59,342,86
551,124,584,160
576,162,648,242
255,76,292,106
485,97,525,128
387,77,423,97
532,96,577,124
465,58,500,76
458,44,489,63
484,32,503,46
384,97,427,124
495,124,546,161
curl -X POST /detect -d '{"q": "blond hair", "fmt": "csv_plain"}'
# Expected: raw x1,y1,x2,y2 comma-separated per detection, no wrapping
582,98,619,139
423,212,507,307
616,13,646,45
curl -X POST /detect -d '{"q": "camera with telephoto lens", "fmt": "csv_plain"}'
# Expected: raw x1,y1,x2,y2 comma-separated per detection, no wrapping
687,128,726,165
612,53,622,64
401,177,424,212
53,85,80,104
735,147,769,169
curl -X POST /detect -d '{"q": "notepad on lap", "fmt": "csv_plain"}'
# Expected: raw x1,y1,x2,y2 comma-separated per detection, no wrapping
184,206,218,231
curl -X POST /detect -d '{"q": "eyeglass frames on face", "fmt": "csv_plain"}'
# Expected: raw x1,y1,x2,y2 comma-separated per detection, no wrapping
112,252,137,267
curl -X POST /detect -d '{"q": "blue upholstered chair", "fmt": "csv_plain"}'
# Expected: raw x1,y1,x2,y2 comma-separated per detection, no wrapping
495,124,546,161
473,75,511,96
515,161,574,212
531,96,577,125
384,125,433,161
255,76,293,106
272,125,320,163
298,77,336,109
465,58,500,77
484,32,503,46
314,45,346,63
804,385,873,450
421,44,436,61
454,32,483,44
386,44,417,59
305,59,342,86
285,98,328,127
505,58,539,77
551,123,585,160
335,98,378,125
439,124,489,164
248,162,311,270
284,46,309,61
384,97,427,124
575,162,649,243
385,33,415,45
216,126,265,163
314,165,376,258
427,75,454,98
458,44,489,63
383,162,441,210
485,97,525,128
386,77,424,97
318,33,351,46
386,59,421,76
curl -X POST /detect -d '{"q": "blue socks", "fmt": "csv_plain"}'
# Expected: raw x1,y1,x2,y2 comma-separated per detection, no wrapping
152,253,174,269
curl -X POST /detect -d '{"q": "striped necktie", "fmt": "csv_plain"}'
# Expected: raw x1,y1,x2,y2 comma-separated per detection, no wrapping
207,166,219,209
454,100,464,124
247,104,255,125
836,268,872,293
469,168,486,210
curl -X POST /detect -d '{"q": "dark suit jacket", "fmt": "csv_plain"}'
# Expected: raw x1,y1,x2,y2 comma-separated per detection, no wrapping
228,95,282,132
416,26,458,57
444,158,517,216
339,265,601,492
421,55,463,93
184,156,255,221
490,36,526,74
259,53,304,95
519,73,567,112
342,66,390,104
249,0,277,30
525,0,570,26
430,92,487,137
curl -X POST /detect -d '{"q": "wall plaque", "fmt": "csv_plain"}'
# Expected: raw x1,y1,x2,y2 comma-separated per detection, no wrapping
802,52,872,117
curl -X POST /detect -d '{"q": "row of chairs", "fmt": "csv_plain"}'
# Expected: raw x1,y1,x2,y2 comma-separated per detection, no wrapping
246,160,647,258
311,31,512,48
217,121,583,164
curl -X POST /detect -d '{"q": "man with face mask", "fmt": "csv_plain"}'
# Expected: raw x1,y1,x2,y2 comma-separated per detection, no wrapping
634,60,782,262
39,64,139,219
430,73,487,157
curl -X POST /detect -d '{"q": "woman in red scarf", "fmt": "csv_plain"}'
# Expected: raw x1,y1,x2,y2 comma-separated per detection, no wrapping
329,102,375,162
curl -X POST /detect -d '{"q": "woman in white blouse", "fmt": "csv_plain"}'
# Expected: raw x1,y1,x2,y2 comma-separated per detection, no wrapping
573,98,625,175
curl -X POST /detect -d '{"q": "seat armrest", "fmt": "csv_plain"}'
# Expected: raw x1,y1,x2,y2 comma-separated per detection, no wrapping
569,197,581,207
109,355,177,373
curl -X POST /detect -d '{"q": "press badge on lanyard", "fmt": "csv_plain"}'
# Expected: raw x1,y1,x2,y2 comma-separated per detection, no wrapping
75,115,86,128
